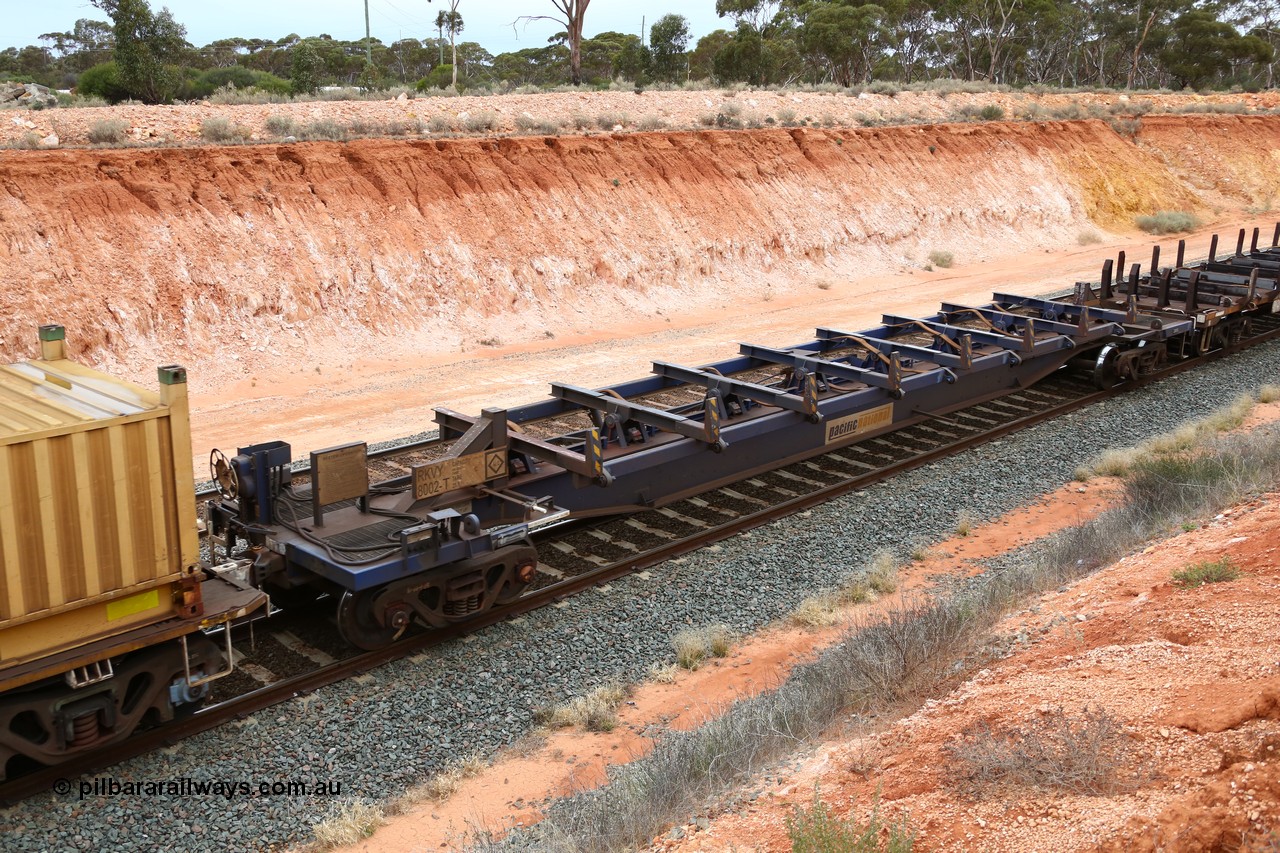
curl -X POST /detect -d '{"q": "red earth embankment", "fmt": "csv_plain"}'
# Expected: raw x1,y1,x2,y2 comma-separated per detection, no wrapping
1,115,1277,383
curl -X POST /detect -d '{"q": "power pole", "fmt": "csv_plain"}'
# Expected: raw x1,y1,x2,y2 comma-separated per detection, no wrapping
364,0,373,65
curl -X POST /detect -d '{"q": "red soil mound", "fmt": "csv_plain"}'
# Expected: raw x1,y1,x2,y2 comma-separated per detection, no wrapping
3,116,1277,388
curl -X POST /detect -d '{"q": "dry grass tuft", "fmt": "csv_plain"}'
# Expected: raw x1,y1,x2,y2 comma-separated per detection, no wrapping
542,683,629,732
790,592,842,628
649,662,681,684
462,111,498,132
200,116,247,143
673,624,735,669
867,557,898,595
312,800,386,849
927,250,954,268
1135,210,1200,235
1260,384,1280,404
947,706,1132,795
88,118,130,144
394,753,489,807
838,577,872,604
1077,394,1260,480
514,114,560,135
909,542,938,562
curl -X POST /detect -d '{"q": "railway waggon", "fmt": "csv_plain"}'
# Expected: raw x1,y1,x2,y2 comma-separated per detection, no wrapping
0,330,268,781
3,228,1278,779
205,228,1279,651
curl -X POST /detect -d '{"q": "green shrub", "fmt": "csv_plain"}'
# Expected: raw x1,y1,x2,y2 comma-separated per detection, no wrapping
264,114,296,136
416,64,456,91
596,112,628,129
384,119,421,136
190,67,291,100
978,104,1005,120
514,114,559,135
427,115,454,133
87,118,130,145
928,250,954,268
200,116,245,143
786,791,915,853
865,80,900,96
462,111,498,132
299,119,348,141
1172,557,1240,588
1135,211,1200,234
190,66,255,98
76,62,128,103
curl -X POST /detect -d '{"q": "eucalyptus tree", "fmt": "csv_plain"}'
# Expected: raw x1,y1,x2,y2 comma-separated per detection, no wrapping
89,0,189,102
429,0,464,86
650,14,691,81
516,0,592,84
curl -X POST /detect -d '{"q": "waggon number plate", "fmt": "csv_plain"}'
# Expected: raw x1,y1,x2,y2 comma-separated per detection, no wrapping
413,449,508,500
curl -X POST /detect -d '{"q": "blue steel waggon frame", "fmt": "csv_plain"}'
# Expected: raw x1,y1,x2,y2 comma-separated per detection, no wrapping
206,234,1280,649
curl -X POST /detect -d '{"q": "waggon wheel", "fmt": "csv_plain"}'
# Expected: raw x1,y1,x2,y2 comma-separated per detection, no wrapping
336,590,408,651
209,449,239,500
1091,344,1122,389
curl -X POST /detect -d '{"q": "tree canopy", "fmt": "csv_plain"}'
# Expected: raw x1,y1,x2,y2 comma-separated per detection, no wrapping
3,0,1275,100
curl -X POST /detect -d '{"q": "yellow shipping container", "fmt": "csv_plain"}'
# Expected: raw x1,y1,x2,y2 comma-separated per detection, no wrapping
0,326,201,665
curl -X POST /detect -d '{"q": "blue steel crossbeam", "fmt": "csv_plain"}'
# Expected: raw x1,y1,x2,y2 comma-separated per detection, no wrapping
651,361,821,421
551,383,726,450
814,328,976,370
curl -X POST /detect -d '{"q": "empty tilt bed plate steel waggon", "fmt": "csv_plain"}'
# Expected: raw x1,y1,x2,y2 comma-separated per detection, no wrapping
205,230,1279,651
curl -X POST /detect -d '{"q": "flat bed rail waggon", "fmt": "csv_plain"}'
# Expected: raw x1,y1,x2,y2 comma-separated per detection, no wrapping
204,229,1280,650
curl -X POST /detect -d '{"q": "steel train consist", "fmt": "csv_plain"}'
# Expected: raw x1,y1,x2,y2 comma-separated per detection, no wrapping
0,333,268,781
3,228,1279,779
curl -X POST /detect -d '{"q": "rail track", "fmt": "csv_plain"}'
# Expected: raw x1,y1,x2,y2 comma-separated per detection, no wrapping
4,307,1278,806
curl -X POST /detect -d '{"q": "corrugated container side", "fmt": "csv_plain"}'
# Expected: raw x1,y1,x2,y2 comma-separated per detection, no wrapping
0,417,186,624
0,346,198,636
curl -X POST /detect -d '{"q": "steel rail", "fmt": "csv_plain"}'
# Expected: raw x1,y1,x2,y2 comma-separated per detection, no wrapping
6,316,1278,806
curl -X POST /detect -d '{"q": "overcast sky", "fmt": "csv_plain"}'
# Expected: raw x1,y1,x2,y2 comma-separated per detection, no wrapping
6,1,727,53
